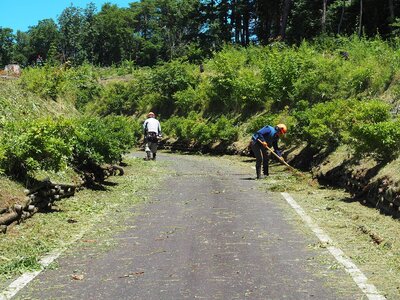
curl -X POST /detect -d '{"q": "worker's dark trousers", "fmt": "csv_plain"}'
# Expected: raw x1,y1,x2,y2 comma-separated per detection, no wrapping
250,141,269,178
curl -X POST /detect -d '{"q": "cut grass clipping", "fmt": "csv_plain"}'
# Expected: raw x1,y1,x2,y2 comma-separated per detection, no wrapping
263,162,400,299
0,157,166,283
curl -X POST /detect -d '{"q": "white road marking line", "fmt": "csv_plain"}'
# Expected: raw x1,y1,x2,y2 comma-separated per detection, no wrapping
0,231,86,300
281,192,386,300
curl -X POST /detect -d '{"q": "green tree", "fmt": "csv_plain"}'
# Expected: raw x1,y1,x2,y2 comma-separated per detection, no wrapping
28,19,60,63
0,27,15,67
58,5,86,63
92,4,136,65
12,31,32,66
129,0,162,66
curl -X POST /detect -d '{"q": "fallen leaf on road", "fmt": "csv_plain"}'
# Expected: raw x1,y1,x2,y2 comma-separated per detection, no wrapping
71,274,84,280
119,271,144,278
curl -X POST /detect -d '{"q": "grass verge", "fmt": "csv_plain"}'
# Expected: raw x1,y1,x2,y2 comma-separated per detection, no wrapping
249,159,400,299
0,155,167,285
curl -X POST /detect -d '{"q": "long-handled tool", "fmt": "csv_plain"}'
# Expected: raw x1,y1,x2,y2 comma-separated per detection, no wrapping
257,139,313,183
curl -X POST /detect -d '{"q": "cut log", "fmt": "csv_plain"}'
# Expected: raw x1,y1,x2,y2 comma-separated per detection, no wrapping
13,204,22,213
56,191,76,200
113,165,124,176
39,189,57,197
24,178,52,195
0,211,19,225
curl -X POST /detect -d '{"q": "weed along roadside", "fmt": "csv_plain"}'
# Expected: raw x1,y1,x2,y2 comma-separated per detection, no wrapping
247,158,400,299
0,150,399,299
0,156,166,288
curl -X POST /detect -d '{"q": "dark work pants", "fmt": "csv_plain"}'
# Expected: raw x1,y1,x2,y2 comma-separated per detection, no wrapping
250,141,269,176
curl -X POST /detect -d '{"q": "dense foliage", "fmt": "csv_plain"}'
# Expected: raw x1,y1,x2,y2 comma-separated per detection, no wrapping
14,36,400,164
1,34,400,184
2,0,400,68
0,116,140,179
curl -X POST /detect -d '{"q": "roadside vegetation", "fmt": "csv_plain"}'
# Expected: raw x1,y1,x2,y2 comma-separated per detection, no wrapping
1,35,400,289
15,36,400,162
1,0,400,295
260,161,400,299
0,157,165,283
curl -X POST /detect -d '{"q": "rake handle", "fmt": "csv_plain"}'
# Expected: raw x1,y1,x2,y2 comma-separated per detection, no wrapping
256,139,297,173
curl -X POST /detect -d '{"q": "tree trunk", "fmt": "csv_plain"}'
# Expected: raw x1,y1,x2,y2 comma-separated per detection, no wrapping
255,0,269,44
322,0,328,33
280,0,292,40
243,8,250,45
337,0,345,35
358,0,363,37
388,0,395,22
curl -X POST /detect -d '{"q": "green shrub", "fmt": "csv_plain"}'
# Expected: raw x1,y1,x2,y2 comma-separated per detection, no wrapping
19,66,64,100
352,99,391,123
246,114,279,135
163,113,238,146
207,47,246,113
261,46,301,108
0,118,75,177
292,99,359,150
205,46,266,115
349,100,397,161
291,50,341,104
73,116,138,165
213,116,238,142
150,60,199,116
233,68,265,115
93,82,134,116
20,64,101,107
62,64,101,110
351,120,400,161
173,85,206,115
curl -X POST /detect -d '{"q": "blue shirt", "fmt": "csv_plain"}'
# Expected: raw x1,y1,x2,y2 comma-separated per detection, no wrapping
252,125,279,151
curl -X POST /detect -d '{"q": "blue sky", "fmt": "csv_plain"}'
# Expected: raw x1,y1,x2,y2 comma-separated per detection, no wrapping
0,1,134,33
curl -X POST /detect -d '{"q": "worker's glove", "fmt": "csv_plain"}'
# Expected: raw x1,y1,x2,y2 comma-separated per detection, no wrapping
260,141,268,148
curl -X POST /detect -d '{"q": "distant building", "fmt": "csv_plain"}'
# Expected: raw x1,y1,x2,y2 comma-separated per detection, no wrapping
4,64,21,76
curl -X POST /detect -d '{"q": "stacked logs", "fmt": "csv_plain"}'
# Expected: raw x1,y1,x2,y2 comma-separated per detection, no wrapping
80,164,124,186
315,165,400,217
0,164,124,234
0,179,77,234
336,171,400,216
356,178,400,215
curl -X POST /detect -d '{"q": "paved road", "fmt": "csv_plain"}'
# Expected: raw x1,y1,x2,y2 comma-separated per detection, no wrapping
15,152,363,299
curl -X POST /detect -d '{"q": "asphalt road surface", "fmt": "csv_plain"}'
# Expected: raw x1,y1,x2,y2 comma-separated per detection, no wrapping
15,152,363,299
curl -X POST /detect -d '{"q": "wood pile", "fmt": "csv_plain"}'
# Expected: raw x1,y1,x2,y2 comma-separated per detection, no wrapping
0,164,124,234
0,179,77,234
317,166,400,217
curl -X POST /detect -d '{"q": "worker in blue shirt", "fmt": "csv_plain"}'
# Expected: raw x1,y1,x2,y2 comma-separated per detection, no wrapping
250,124,287,179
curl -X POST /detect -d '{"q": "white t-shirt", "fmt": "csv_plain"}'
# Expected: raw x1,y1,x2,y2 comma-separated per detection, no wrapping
143,118,161,135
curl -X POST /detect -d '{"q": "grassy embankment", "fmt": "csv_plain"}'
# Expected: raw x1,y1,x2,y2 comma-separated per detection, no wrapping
0,78,160,283
0,79,78,210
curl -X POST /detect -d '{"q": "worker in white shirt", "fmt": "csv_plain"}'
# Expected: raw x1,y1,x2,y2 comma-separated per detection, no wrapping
143,112,162,160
